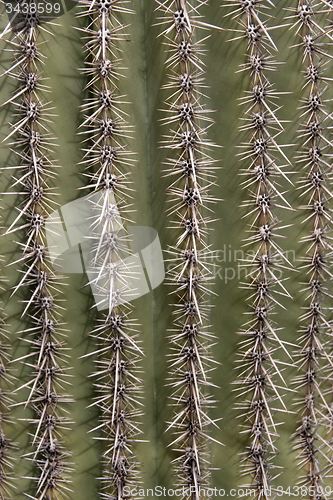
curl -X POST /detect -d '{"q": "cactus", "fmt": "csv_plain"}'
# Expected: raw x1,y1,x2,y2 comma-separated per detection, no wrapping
0,3,72,499
224,1,295,498
155,0,222,497
0,1,332,500
0,254,14,499
290,1,333,498
75,0,144,498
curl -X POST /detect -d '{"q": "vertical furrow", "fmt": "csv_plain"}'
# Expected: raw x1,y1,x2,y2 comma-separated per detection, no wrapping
0,259,14,498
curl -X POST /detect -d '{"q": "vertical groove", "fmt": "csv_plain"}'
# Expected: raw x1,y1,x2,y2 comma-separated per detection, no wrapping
291,2,333,498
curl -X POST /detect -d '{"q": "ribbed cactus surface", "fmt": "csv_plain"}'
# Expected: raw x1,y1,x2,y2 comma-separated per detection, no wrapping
0,1,332,500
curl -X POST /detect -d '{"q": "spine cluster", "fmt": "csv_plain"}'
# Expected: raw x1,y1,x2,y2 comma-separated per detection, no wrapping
291,1,333,497
155,0,220,497
76,1,143,498
1,4,71,499
225,1,293,497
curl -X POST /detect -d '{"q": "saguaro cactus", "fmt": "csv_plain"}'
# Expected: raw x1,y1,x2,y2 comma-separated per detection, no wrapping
155,0,222,497
224,1,295,498
290,1,333,498
0,259,14,499
75,0,144,498
0,3,72,499
0,1,332,500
